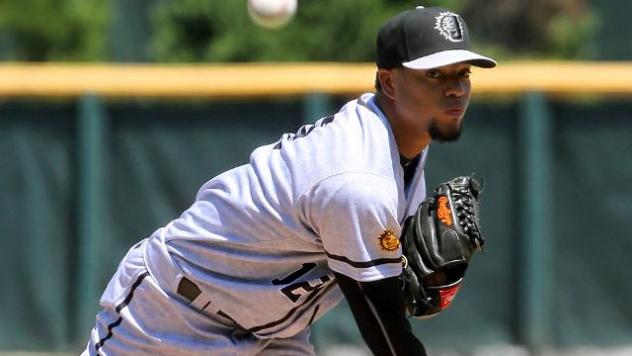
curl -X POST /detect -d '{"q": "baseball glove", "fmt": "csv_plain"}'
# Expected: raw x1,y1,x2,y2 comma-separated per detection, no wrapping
400,175,485,319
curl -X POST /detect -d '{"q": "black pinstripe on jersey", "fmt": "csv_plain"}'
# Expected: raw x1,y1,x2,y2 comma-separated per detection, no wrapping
94,271,150,353
326,251,402,268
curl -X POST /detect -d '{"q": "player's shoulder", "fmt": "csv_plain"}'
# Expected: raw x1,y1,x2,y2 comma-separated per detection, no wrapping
311,171,399,204
335,93,387,129
298,169,401,222
325,93,395,153
292,93,398,185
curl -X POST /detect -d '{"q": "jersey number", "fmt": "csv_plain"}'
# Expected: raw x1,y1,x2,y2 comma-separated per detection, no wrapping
272,263,331,303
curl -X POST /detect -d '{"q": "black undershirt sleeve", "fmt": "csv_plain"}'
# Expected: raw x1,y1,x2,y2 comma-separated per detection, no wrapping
334,271,427,356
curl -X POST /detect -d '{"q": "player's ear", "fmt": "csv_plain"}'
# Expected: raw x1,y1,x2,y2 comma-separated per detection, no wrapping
377,68,396,100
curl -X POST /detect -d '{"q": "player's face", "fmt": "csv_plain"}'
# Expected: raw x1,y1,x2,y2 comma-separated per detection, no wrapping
393,63,472,142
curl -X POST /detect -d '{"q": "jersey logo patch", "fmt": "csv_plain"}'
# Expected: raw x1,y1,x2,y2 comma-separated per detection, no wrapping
434,11,464,42
378,229,400,252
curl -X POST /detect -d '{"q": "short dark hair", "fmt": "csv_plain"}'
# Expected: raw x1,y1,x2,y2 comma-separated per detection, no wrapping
374,73,382,91
374,65,401,91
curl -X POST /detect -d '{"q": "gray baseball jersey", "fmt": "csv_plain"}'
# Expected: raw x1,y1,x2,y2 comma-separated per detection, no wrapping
143,92,428,339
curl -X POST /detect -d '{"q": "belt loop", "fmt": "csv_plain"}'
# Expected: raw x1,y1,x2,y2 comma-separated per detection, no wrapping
177,277,201,302
175,277,229,324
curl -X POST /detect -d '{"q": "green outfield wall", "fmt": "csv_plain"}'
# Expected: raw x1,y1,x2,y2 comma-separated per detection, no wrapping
1,64,631,353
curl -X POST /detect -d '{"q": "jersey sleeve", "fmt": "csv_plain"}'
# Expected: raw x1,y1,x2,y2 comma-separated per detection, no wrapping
300,172,403,282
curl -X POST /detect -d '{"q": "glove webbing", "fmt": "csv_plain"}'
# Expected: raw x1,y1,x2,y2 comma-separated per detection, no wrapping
448,180,485,250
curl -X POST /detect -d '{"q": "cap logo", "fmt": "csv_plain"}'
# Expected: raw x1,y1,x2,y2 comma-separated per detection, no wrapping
434,12,464,42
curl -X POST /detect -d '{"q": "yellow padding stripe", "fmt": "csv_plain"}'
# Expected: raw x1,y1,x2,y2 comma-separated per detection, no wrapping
0,62,631,98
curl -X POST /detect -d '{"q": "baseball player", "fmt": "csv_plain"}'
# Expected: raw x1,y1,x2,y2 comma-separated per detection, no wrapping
82,6,495,356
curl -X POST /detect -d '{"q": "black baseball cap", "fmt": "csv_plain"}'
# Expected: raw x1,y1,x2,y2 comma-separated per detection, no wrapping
377,6,496,69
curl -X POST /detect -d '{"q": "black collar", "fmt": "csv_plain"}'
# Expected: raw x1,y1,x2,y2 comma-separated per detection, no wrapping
400,154,420,169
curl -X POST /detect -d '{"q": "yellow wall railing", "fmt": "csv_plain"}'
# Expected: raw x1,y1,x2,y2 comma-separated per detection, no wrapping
1,62,631,98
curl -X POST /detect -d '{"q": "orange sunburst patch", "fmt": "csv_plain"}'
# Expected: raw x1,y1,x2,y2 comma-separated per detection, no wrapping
378,229,400,252
437,196,453,226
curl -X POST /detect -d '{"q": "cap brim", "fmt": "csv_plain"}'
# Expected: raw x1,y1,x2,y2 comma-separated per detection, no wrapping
402,49,496,69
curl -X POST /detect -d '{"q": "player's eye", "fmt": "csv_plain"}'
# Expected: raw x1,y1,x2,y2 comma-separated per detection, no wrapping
460,69,471,78
426,69,442,79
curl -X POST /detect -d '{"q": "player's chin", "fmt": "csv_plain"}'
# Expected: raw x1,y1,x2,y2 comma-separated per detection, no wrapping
429,122,463,142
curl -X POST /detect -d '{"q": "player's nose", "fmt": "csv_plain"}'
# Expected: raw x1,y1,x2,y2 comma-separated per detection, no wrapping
444,78,467,97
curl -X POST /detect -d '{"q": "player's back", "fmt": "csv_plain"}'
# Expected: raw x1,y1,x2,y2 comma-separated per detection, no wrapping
143,93,409,338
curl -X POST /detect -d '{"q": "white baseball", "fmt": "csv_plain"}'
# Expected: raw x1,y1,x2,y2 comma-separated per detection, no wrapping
247,0,297,29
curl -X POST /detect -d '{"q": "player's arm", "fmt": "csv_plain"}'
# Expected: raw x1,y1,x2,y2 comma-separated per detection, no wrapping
334,271,427,356
301,174,425,354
